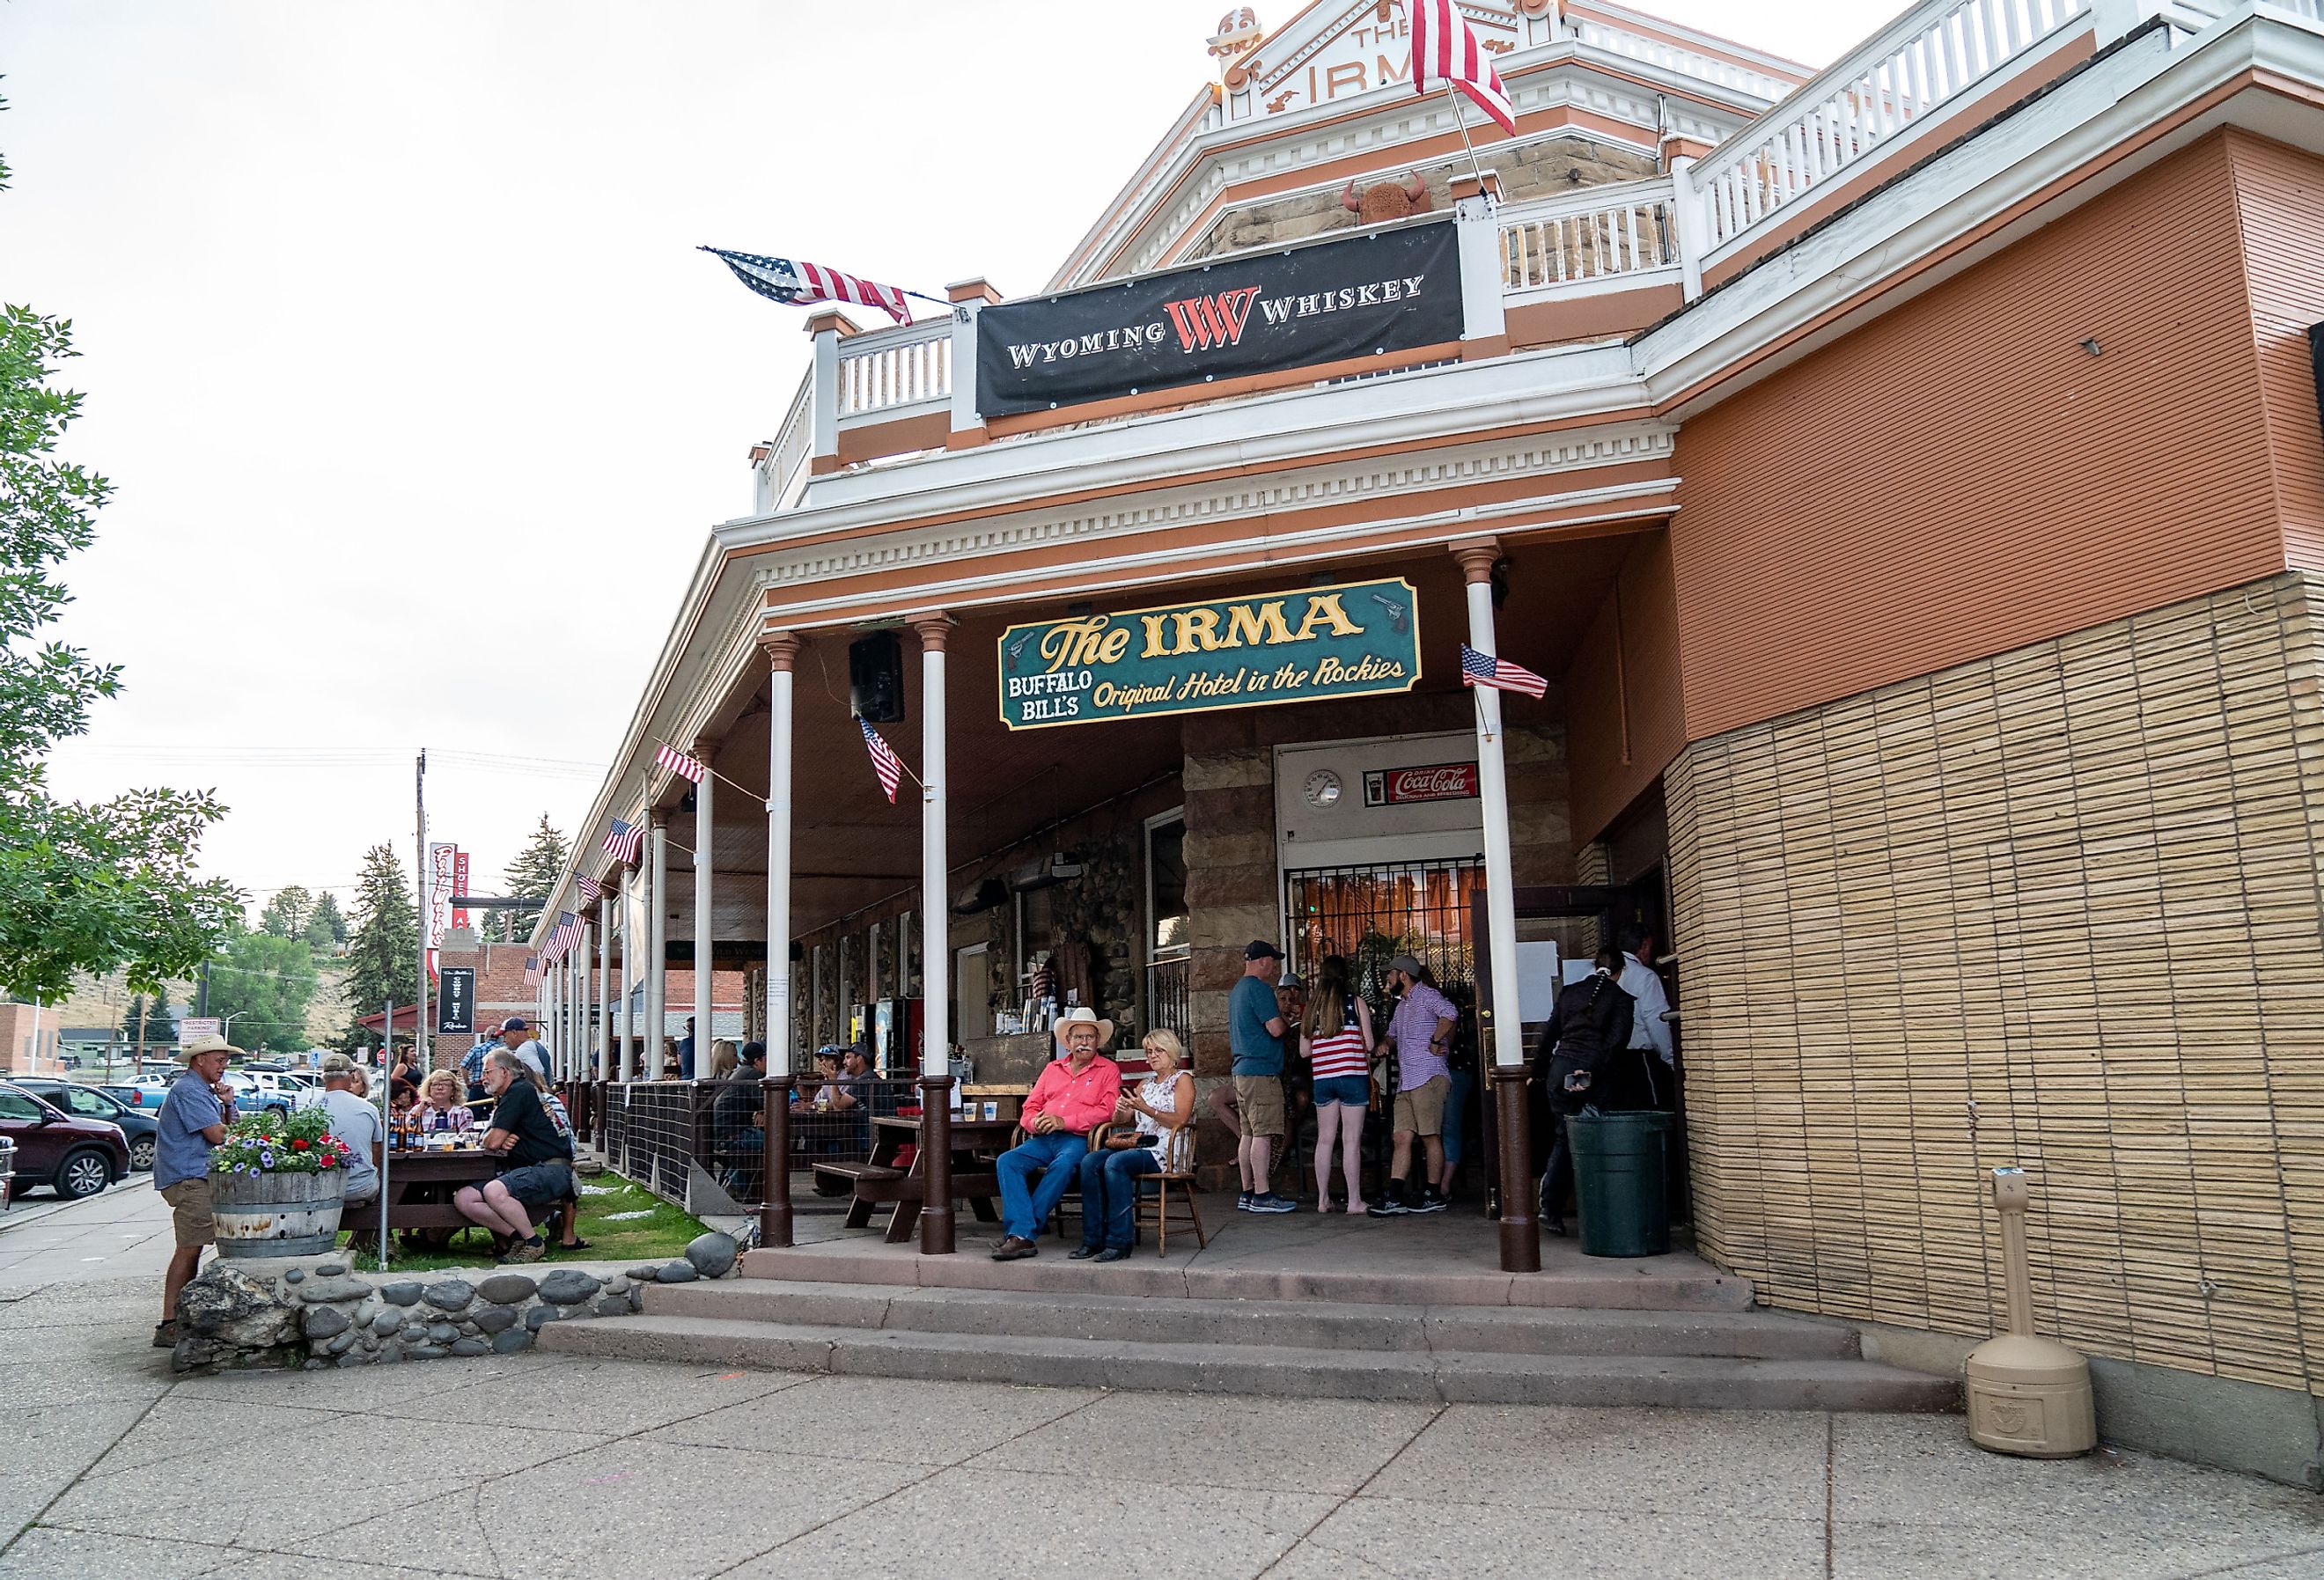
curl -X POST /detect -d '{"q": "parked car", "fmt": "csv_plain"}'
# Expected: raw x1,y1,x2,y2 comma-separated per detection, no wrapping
219,1070,298,1115
0,1082,129,1200
6,1079,159,1172
96,1082,160,1112
121,1074,177,1106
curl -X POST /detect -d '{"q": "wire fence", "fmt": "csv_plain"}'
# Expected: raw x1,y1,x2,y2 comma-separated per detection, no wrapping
594,1076,925,1209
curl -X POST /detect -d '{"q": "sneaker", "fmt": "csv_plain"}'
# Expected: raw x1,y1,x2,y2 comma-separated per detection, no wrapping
1248,1192,1298,1213
508,1237,548,1264
1367,1193,1410,1218
1068,1244,1102,1260
1237,1191,1255,1212
1411,1187,1449,1214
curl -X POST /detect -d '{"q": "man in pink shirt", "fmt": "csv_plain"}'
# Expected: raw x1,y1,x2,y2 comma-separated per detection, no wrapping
992,1007,1122,1260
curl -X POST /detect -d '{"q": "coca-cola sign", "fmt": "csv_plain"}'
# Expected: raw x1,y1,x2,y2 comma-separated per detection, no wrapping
1364,762,1479,806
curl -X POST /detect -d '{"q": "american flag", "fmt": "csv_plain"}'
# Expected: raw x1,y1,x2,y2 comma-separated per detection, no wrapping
858,717,905,805
1411,0,1519,136
1460,642,1548,699
655,742,707,784
547,911,581,964
576,874,602,901
523,954,541,988
698,246,914,327
602,818,645,865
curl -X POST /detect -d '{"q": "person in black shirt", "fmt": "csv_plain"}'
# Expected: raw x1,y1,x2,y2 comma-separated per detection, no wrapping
452,1047,573,1263
1533,948,1639,1238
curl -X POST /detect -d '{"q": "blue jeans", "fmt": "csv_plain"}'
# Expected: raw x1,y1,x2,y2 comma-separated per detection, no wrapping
1077,1145,1163,1250
997,1131,1089,1241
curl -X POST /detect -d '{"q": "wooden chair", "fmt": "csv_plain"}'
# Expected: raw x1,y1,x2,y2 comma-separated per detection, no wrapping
1133,1126,1206,1255
1009,1121,1110,1239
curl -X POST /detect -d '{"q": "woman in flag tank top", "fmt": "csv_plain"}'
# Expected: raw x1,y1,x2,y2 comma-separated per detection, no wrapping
1301,955,1376,1214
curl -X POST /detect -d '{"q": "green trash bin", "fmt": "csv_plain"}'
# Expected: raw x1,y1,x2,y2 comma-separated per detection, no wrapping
1567,1110,1671,1258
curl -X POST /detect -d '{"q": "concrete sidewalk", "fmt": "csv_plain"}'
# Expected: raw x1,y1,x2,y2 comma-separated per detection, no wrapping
0,1177,173,1291
3,1185,2322,1578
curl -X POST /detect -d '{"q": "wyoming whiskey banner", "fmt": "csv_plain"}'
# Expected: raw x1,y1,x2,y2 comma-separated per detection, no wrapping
974,218,1462,417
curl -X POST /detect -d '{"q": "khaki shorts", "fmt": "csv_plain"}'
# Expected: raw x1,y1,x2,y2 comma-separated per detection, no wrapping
161,1178,216,1249
1393,1074,1450,1138
1232,1074,1286,1139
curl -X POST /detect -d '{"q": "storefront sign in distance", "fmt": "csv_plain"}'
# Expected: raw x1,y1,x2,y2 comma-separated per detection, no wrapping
997,577,1422,731
1364,762,1479,805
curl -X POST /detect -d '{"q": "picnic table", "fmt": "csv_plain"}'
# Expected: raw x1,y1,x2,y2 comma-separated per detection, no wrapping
813,1115,1016,1244
371,1148,500,1232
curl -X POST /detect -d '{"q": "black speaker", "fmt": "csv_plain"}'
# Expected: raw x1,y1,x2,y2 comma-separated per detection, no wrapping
849,632,905,723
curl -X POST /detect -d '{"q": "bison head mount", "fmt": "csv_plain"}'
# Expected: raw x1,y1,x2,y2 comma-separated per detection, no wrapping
1342,172,1433,226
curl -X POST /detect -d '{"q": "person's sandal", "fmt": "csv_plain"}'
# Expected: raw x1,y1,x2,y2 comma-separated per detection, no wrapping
559,1238,592,1252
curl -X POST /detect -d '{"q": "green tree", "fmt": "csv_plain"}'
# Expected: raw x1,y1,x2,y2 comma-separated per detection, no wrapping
257,886,313,939
309,891,348,946
499,814,568,943
205,929,319,1054
342,844,418,1047
0,107,240,1000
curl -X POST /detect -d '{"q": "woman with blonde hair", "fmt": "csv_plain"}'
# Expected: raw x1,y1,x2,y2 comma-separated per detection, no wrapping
413,1069,472,1133
710,1040,740,1080
1301,954,1375,1214
1071,1028,1195,1263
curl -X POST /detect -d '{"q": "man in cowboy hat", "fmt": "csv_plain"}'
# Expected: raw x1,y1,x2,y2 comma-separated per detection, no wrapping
990,1007,1122,1260
154,1033,239,1348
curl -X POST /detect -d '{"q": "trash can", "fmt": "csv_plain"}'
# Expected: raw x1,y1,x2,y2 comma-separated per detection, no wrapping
1567,1110,1670,1257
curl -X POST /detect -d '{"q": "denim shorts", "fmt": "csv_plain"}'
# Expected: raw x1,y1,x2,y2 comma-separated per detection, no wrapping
1312,1075,1370,1109
496,1161,575,1209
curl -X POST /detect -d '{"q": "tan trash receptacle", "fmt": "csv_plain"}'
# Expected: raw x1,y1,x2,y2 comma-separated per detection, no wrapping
1966,1167,2096,1459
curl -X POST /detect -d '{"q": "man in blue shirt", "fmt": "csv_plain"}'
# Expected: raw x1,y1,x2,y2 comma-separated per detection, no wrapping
155,1033,237,1349
677,1017,697,1080
1229,940,1295,1213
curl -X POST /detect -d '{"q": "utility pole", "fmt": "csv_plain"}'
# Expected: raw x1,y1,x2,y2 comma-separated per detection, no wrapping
197,961,210,1019
135,996,149,1071
415,750,430,1074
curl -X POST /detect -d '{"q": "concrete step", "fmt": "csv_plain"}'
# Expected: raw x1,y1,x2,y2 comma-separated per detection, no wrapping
640,1279,1858,1361
539,1313,1958,1412
734,1245,1756,1312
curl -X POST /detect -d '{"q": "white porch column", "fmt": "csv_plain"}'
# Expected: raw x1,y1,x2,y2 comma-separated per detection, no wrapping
580,918,596,1082
1452,540,1539,1274
760,631,802,1246
693,736,717,1079
594,909,610,1083
549,954,564,1078
618,862,636,1082
647,814,669,1078
908,613,955,1254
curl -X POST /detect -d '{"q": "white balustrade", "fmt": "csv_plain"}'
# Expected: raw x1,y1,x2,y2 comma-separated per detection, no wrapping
835,320,952,420
1688,0,2091,255
1499,183,1681,293
1573,19,1795,101
756,373,813,515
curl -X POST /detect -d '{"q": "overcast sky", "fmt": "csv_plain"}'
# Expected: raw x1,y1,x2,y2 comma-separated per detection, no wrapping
4,0,1868,916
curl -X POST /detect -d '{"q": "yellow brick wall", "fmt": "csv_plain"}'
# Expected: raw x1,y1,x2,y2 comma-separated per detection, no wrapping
1668,573,2324,1395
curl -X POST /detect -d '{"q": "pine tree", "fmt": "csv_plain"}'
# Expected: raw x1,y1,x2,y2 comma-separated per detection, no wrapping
257,885,312,939
342,844,419,1045
499,814,569,943
310,890,349,944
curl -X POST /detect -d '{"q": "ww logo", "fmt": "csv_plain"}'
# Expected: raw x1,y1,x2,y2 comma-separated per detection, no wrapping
1164,287,1261,354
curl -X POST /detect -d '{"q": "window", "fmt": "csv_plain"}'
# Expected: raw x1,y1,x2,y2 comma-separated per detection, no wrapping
0,1091,41,1122
1146,812,1188,958
63,1088,111,1117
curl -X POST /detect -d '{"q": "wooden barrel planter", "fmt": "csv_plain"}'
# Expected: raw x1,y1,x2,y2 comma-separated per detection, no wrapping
212,1167,348,1259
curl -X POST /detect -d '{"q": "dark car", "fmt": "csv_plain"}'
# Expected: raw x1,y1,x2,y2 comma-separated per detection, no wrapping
11,1078,159,1172
0,1082,129,1201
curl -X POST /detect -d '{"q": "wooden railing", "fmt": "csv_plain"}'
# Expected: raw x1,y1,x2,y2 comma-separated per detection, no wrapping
836,318,952,420
1570,17,1795,100
1686,0,2091,255
1499,181,1680,294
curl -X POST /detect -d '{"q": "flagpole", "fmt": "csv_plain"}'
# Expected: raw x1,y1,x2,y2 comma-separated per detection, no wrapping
1444,82,1493,202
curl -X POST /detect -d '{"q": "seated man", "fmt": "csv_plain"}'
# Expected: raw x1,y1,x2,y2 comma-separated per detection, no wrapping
991,1007,1122,1261
713,1041,769,1191
317,1054,384,1247
453,1048,574,1264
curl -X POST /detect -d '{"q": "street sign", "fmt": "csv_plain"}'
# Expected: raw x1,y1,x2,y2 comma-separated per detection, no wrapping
437,967,475,1036
178,1017,221,1042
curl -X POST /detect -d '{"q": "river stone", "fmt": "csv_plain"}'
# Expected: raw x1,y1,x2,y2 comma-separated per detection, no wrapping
593,1294,629,1317
401,1324,427,1342
411,1345,448,1360
422,1280,474,1312
472,1304,518,1334
604,1275,629,1297
379,1281,423,1307
524,1304,569,1332
450,1338,489,1356
318,1260,348,1277
627,1266,660,1282
354,1295,380,1326
489,1329,534,1354
283,1268,305,1284
536,1269,601,1305
476,1273,536,1304
378,1341,403,1364
336,1352,368,1368
297,1275,371,1304
303,1357,327,1371
685,1232,739,1279
327,1329,357,1356
656,1261,698,1284
302,1304,351,1339
178,1266,299,1349
426,1323,459,1344
371,1310,402,1336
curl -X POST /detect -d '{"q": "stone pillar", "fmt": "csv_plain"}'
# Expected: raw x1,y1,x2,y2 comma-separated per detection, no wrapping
910,612,956,1255
760,631,802,1248
1180,715,1280,1187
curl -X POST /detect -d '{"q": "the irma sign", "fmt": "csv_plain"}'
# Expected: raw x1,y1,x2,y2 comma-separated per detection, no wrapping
998,578,1421,731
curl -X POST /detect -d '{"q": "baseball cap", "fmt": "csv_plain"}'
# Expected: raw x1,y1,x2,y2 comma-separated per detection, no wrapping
499,1018,528,1033
320,1052,357,1077
1244,939,1283,960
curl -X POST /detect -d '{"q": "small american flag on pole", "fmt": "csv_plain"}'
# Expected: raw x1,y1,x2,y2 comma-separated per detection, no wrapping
1460,642,1548,699
698,247,914,327
1411,0,1519,136
858,717,905,805
602,818,645,865
548,911,581,963
576,875,602,902
655,743,707,784
523,954,541,988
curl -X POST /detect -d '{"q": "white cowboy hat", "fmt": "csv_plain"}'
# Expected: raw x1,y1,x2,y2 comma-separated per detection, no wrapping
1051,1005,1115,1050
177,1033,244,1062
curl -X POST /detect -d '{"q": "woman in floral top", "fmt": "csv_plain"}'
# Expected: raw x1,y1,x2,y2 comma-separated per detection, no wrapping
412,1069,473,1133
1071,1029,1195,1264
